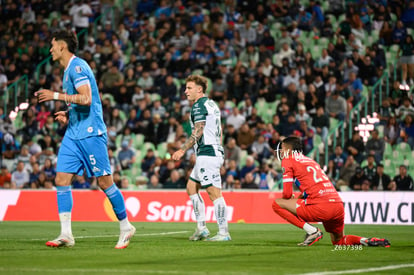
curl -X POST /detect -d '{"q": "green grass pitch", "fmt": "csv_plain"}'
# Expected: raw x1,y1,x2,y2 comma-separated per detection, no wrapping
0,222,413,275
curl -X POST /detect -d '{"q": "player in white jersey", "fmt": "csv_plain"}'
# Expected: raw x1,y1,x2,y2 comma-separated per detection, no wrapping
172,75,231,241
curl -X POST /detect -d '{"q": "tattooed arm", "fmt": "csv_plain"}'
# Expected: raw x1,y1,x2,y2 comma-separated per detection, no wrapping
172,121,205,160
35,84,92,106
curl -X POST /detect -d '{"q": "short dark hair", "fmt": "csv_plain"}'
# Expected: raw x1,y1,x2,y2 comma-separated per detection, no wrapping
52,30,78,54
282,136,303,153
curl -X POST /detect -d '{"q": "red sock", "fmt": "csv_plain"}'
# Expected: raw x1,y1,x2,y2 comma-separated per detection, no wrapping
333,235,363,245
272,201,305,229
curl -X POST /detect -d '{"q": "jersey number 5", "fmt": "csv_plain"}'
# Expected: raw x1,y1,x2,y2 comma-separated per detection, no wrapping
306,166,329,183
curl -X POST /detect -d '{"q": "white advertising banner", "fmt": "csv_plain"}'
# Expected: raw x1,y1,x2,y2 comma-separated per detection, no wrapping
340,192,414,225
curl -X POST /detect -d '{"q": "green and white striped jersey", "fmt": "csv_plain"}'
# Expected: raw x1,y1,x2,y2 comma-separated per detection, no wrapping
190,97,224,157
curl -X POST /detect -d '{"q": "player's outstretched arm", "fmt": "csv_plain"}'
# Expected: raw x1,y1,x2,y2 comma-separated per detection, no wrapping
35,84,92,106
172,121,205,160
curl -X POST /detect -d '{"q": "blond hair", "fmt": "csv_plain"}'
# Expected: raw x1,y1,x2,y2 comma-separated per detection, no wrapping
186,75,208,93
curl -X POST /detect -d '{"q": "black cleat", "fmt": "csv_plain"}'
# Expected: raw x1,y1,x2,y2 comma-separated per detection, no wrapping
363,237,391,247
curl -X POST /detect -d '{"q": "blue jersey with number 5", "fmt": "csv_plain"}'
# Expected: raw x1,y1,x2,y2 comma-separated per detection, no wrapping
63,56,106,140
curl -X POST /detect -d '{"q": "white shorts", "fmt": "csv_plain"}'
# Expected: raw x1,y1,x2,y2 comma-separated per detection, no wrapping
189,155,224,188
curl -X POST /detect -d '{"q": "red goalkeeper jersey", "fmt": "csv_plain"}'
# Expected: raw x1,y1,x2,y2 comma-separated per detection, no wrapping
281,154,342,204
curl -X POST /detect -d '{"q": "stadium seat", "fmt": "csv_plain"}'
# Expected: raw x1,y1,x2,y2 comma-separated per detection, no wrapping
156,142,168,159
142,142,156,156
192,69,203,75
205,77,213,96
376,125,384,138
396,142,411,160
173,78,181,92
383,142,394,159
135,134,145,149
239,150,248,169
383,159,396,178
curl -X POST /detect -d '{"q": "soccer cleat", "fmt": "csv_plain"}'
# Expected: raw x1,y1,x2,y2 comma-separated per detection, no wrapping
189,228,210,241
205,233,232,242
46,235,75,248
298,228,323,246
115,225,136,249
362,237,391,247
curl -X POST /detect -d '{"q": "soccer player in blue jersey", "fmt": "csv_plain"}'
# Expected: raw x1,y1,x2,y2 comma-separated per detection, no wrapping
36,30,135,249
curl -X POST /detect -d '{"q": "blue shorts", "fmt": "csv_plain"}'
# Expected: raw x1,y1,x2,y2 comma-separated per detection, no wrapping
56,134,111,178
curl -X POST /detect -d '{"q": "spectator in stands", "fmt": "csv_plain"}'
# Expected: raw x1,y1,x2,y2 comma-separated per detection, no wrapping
69,0,93,49
365,129,385,164
224,138,241,164
11,161,30,189
0,66,7,96
108,148,121,174
0,165,12,188
394,165,414,191
336,155,358,191
325,90,347,121
345,33,364,56
402,1,414,28
383,115,400,146
398,34,414,89
328,145,347,180
345,131,365,164
398,114,414,149
146,113,167,146
225,159,240,190
349,166,371,191
296,6,313,31
396,97,414,120
108,108,125,134
251,135,272,163
379,21,393,46
377,98,394,125
362,154,377,183
343,71,363,106
99,63,124,94
242,172,259,189
226,107,246,131
72,175,91,189
372,163,396,191
358,55,378,86
237,123,256,151
118,140,136,170
392,20,407,45
311,106,329,141
163,170,185,189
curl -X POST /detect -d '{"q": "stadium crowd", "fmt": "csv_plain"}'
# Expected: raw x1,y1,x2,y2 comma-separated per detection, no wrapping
0,0,414,191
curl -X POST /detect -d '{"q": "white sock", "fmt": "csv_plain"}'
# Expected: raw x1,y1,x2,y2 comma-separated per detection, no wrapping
303,223,317,234
119,218,131,231
360,237,368,246
59,212,72,236
213,197,228,235
189,193,206,230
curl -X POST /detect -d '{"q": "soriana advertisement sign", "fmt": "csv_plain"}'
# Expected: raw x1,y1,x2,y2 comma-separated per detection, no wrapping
0,190,413,225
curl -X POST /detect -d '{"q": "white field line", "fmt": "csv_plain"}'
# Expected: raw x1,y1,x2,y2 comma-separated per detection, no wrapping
0,267,249,275
27,230,190,241
297,263,414,275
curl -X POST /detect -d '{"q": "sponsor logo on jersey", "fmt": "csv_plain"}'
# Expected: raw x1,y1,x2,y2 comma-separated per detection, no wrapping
93,166,100,172
75,66,82,73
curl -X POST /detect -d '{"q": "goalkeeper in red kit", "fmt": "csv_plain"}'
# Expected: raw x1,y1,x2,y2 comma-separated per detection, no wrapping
272,136,390,247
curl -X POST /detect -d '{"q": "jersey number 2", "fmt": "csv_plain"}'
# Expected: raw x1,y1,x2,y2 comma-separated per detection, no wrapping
306,166,329,183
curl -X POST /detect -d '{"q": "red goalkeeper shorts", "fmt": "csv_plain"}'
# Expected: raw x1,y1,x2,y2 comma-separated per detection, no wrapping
296,200,345,234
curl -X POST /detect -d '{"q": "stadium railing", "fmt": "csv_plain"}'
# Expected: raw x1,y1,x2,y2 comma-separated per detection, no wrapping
348,94,368,140
3,74,29,115
370,70,389,114
34,6,116,84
